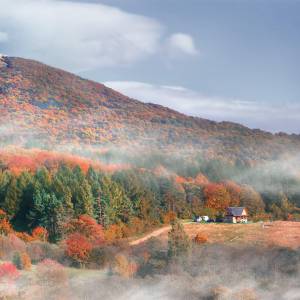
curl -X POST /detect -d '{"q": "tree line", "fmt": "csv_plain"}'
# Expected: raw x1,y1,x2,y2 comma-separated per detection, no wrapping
0,161,299,242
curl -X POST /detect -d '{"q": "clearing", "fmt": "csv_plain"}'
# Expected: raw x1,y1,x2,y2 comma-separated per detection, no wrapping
130,221,300,249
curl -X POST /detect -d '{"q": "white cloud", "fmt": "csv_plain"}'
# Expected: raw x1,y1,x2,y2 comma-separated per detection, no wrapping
166,33,198,56
0,0,198,72
0,32,8,43
104,81,300,133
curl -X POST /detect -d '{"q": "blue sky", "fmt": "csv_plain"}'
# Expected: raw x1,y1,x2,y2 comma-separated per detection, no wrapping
0,0,299,133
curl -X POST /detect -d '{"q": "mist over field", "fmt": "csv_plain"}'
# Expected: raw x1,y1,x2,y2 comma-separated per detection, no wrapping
11,244,300,300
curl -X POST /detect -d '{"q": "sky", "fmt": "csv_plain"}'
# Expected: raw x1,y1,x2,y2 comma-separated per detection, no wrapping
0,0,300,133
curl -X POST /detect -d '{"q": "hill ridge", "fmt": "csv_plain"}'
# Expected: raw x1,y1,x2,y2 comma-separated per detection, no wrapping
1,56,300,164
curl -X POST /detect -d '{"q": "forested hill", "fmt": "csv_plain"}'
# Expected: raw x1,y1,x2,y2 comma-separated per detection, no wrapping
1,55,300,164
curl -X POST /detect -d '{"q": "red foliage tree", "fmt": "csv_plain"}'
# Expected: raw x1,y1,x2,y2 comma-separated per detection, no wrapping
65,233,92,266
64,215,104,246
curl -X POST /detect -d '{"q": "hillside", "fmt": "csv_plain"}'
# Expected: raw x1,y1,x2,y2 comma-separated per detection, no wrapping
1,55,300,164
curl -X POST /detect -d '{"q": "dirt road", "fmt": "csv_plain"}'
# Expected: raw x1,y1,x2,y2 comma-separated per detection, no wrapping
129,225,171,246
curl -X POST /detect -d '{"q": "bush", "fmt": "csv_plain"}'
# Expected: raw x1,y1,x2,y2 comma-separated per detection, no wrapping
114,254,138,278
27,241,64,264
15,231,34,243
232,288,258,300
0,262,20,283
88,246,106,268
36,259,69,299
32,227,48,242
13,252,31,270
193,232,208,245
0,210,13,235
0,234,26,260
21,252,32,270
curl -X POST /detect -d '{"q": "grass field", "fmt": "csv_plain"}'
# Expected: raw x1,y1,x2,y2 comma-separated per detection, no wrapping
131,221,300,249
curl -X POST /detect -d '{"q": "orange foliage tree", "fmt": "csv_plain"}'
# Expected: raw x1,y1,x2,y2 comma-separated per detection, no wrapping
0,210,13,235
104,224,124,243
163,211,177,224
203,183,231,212
223,180,242,206
32,227,48,242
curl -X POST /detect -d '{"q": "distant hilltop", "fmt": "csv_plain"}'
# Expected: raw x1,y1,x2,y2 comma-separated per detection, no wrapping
0,56,300,165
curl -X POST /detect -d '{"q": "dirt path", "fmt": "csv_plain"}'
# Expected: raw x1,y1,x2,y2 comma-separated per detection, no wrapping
129,225,171,246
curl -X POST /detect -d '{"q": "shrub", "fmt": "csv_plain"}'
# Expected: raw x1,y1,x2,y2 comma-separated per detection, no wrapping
0,210,13,235
36,259,67,285
26,241,45,263
210,285,231,300
36,259,68,299
32,227,48,242
15,231,34,243
27,241,64,264
233,288,258,300
0,262,20,283
12,252,22,270
114,254,138,278
0,234,26,260
13,252,32,270
21,252,32,270
193,232,208,245
88,246,106,268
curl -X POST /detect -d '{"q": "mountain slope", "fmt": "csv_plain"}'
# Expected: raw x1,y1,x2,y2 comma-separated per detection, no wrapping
0,56,299,164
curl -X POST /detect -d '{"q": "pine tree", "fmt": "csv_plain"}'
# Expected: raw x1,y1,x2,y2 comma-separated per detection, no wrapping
31,188,64,242
73,178,94,217
3,177,21,219
0,170,12,206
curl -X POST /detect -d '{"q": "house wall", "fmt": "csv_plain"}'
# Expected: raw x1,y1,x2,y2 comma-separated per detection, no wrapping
224,216,248,223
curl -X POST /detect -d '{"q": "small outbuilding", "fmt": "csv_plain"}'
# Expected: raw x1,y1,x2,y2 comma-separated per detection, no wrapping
224,207,248,224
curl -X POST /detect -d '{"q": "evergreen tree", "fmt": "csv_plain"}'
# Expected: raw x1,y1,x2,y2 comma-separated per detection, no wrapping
0,170,12,206
73,177,94,216
11,171,34,229
30,188,64,242
168,219,191,260
3,177,20,219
